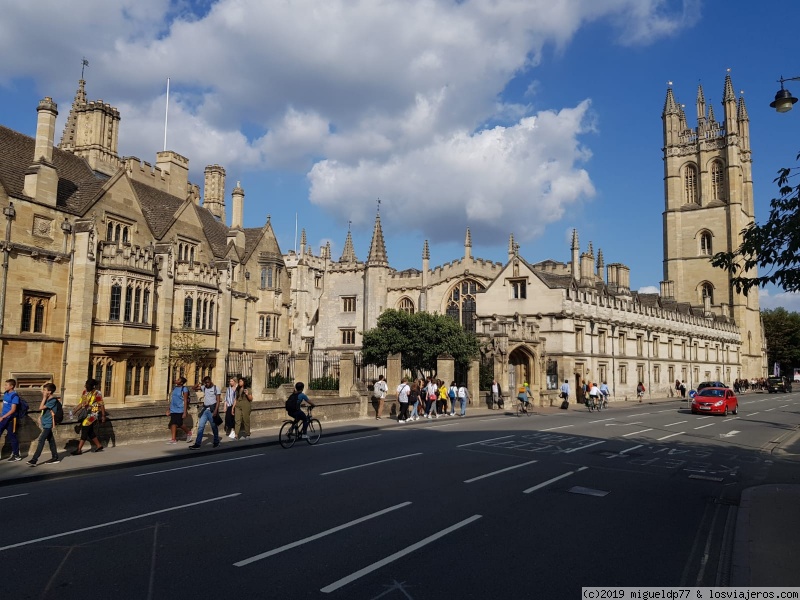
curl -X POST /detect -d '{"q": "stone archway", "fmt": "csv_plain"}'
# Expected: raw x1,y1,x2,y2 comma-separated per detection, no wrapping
507,345,535,396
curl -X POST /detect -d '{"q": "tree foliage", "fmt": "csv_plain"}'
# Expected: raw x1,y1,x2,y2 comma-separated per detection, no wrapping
761,308,800,374
164,329,212,383
361,309,480,376
712,156,800,294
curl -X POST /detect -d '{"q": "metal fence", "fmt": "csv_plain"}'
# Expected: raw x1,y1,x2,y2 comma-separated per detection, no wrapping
354,351,386,385
225,352,253,383
310,351,340,390
265,351,295,388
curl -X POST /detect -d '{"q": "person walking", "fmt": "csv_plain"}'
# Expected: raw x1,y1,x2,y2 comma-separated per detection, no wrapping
190,376,221,449
437,379,448,415
424,378,438,419
27,383,60,466
234,377,253,440
373,375,388,420
455,383,470,416
408,381,421,421
637,381,646,402
167,376,192,444
71,378,106,455
0,378,21,461
224,377,237,439
491,379,501,409
396,378,410,423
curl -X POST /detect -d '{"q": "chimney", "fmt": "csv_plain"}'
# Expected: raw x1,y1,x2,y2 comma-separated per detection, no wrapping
34,97,58,163
231,181,244,229
203,165,226,222
23,98,59,206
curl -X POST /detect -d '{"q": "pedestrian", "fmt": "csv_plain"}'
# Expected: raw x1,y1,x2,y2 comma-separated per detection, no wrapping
224,376,237,439
190,376,222,449
679,381,686,398
167,376,192,444
637,381,646,402
71,378,106,455
437,379,448,415
448,381,458,412
234,377,253,440
425,377,438,419
455,383,470,416
373,375,388,420
408,381,421,421
28,383,60,466
396,378,410,423
0,378,21,461
491,379,501,409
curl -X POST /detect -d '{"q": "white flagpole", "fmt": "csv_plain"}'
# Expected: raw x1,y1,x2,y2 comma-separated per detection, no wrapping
294,213,298,253
163,77,170,151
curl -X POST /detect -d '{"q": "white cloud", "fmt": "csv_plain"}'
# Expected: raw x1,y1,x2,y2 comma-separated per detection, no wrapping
759,289,800,312
0,0,695,243
638,285,660,294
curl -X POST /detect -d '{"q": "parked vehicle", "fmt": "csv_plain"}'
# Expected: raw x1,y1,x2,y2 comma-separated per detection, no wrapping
696,381,728,392
691,387,738,416
766,377,792,393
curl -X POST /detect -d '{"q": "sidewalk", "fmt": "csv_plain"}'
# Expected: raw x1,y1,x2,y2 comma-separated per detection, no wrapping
2,391,795,586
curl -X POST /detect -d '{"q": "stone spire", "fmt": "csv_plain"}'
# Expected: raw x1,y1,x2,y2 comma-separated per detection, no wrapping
723,72,736,102
422,239,430,260
340,226,357,263
571,229,579,250
59,79,87,149
708,104,716,123
597,248,604,268
508,233,516,261
587,241,594,257
737,94,749,121
571,229,580,283
696,84,706,124
722,71,738,135
300,228,307,246
662,86,679,116
464,227,472,260
366,211,389,266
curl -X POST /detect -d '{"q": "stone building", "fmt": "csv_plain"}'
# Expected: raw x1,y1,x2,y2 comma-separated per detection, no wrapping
0,74,767,407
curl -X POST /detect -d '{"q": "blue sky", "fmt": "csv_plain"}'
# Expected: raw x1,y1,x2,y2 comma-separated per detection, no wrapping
1,0,798,310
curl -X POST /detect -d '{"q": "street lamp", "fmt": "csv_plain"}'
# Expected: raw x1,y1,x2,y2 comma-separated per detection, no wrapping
770,76,800,113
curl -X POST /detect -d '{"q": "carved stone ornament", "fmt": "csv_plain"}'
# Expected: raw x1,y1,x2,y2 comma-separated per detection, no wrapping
32,215,53,238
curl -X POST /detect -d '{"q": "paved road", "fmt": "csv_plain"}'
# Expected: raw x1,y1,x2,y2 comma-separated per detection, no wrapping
2,391,798,598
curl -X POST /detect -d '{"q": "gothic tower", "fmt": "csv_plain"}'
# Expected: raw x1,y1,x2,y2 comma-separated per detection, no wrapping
661,73,765,377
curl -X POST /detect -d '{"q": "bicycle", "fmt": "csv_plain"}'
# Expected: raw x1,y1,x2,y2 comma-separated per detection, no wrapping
279,407,321,448
517,398,533,416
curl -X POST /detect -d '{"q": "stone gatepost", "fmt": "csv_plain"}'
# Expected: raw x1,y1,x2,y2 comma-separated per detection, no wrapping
468,358,480,406
339,352,354,398
295,352,310,387
387,353,402,394
437,354,455,385
252,352,266,399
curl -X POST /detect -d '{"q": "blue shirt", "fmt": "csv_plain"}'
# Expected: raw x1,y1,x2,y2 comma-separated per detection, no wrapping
170,386,189,414
1,390,19,418
296,392,309,406
41,397,59,428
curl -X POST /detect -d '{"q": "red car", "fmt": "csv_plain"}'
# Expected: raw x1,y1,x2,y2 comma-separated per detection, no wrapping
691,387,739,416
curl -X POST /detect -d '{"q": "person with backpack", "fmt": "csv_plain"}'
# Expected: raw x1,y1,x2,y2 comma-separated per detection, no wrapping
189,376,222,449
167,376,192,444
637,381,646,402
28,383,60,466
373,375,388,420
234,377,253,440
71,378,106,455
0,378,22,461
454,383,470,416
286,381,314,437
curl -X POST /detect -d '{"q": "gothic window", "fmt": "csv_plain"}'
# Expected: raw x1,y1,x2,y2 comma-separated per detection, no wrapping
124,285,133,321
92,356,115,399
21,294,49,333
699,231,712,256
195,297,202,329
267,267,273,289
106,223,113,241
342,297,356,312
209,301,215,328
510,279,527,299
398,297,415,314
110,284,122,321
183,296,193,328
341,328,356,345
445,279,485,333
684,164,699,204
142,289,150,324
258,316,266,338
701,282,714,304
261,267,267,289
711,161,726,202
133,287,141,323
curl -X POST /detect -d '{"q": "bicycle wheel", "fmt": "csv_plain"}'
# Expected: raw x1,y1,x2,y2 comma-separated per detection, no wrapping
279,421,297,449
517,402,525,417
306,419,322,445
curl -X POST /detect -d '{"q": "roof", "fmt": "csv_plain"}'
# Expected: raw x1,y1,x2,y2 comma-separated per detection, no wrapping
130,179,185,239
193,203,231,258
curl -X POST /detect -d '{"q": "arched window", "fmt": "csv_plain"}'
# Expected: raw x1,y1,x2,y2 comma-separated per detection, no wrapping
107,223,113,241
142,289,150,324
190,247,195,264
711,161,726,202
195,296,202,329
261,267,267,289
183,296,193,328
114,224,121,242
701,282,714,305
124,285,133,321
267,267,273,288
109,284,122,320
398,297,415,314
445,279,485,333
133,287,141,322
699,231,712,256
122,226,129,244
684,164,698,204
259,316,265,337
208,301,215,328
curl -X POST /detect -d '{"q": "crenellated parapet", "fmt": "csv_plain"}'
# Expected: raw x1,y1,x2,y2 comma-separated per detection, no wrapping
97,241,155,273
428,256,503,285
174,260,219,287
124,156,189,199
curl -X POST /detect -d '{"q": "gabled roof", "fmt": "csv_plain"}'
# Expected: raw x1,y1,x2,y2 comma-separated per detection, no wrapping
130,179,185,239
193,203,230,258
0,124,106,214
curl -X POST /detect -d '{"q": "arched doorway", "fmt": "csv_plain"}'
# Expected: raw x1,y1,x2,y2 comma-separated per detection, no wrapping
508,346,535,396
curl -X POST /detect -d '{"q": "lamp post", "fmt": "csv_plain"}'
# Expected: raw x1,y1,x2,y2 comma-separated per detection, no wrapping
770,76,800,113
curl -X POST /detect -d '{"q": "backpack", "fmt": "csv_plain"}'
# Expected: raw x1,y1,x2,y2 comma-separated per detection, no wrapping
285,392,300,413
12,393,28,421
53,399,64,425
448,387,456,400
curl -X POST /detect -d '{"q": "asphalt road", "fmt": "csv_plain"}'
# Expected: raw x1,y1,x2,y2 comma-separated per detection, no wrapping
3,391,799,599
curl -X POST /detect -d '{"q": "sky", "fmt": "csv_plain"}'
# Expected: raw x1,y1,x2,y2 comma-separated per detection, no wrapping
1,0,799,311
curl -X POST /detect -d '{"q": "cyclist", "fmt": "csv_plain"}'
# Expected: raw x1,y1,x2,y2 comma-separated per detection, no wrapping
517,382,532,413
286,382,315,438
599,381,610,407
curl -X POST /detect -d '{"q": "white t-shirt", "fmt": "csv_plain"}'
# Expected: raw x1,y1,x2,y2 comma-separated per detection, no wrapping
200,385,221,407
491,382,499,394
396,383,410,403
373,380,388,398
457,386,467,399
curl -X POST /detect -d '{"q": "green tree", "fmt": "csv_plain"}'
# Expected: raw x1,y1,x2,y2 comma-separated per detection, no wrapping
712,156,800,294
164,329,212,384
361,309,480,376
761,308,800,374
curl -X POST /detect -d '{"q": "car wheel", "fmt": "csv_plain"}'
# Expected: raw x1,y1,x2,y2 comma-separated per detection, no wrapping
723,405,728,417
732,402,738,415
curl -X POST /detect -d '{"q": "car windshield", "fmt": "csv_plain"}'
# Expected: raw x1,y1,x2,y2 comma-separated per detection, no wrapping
768,378,781,384
697,389,725,398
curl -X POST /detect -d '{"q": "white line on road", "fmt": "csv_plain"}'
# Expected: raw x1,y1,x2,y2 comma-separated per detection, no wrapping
694,423,716,430
622,429,653,437
780,405,789,408
564,440,606,454
665,421,687,427
320,453,422,476
318,434,381,446
0,494,240,552
657,432,685,441
541,425,573,432
607,444,644,459
478,417,511,422
625,413,650,417
764,408,776,412
427,423,458,428
722,418,740,422
135,454,264,477
235,502,412,567
457,435,514,448
320,515,483,594
464,460,539,483
697,416,713,420
0,493,28,501
523,467,588,494
589,418,614,424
